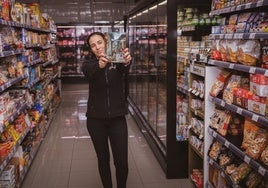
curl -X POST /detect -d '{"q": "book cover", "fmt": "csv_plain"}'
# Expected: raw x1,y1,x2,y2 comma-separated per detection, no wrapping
105,32,127,63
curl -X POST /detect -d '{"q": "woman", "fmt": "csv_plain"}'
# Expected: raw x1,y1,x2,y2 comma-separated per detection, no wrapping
82,32,131,188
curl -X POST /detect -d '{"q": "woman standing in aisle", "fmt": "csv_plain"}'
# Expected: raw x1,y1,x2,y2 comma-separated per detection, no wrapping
82,32,132,188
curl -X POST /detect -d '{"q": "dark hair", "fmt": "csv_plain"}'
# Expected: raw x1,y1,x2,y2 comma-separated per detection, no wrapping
86,32,107,60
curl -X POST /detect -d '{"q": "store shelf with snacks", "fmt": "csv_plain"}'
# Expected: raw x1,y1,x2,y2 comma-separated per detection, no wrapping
210,0,268,16
204,1,268,186
209,96,268,128
209,32,268,40
0,2,60,186
208,128,268,179
208,60,268,76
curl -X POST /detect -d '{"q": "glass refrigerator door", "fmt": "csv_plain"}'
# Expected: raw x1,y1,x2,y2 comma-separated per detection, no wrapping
155,2,167,145
128,2,167,147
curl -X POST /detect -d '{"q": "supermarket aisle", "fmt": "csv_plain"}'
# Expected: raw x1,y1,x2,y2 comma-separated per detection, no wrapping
21,84,193,188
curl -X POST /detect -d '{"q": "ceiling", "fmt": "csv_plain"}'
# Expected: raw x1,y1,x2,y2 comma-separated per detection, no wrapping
17,0,137,24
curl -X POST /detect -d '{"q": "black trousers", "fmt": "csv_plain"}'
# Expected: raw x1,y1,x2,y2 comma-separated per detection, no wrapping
87,116,128,188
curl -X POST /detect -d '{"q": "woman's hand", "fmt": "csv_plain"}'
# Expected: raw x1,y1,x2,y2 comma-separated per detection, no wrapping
98,53,110,68
122,48,132,65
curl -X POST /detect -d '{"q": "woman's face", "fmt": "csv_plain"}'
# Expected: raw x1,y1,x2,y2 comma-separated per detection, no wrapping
88,34,106,58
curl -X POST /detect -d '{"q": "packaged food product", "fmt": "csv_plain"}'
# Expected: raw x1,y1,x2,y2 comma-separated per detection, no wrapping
245,127,268,160
241,119,259,150
208,141,223,161
245,171,263,188
237,40,260,66
210,69,232,97
260,146,268,166
230,162,251,184
247,93,267,116
227,114,244,136
223,75,242,104
217,111,231,136
250,74,268,97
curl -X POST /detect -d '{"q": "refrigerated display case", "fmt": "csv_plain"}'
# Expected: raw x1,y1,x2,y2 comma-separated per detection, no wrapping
127,0,188,178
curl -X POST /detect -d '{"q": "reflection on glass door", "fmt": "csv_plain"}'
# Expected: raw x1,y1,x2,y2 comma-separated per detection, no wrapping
128,2,167,147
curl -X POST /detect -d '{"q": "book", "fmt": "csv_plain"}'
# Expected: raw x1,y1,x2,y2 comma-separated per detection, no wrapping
105,32,127,63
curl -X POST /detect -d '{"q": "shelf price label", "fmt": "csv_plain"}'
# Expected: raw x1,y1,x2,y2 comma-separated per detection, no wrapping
249,67,256,74
236,107,243,115
265,70,268,77
245,3,251,9
234,33,243,39
252,114,259,122
220,100,226,107
209,158,213,165
244,155,251,164
257,0,263,7
224,140,230,148
229,63,235,69
213,130,217,138
249,33,256,39
258,166,266,176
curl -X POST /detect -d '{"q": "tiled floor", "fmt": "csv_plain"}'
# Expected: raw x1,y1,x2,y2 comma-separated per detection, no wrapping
21,84,193,188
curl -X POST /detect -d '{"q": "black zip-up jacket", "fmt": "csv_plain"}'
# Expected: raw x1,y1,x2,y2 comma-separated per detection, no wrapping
82,58,130,118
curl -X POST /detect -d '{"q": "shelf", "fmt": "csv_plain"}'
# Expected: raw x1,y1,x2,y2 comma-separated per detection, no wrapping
208,59,268,76
26,58,42,67
210,0,268,16
0,75,27,93
177,86,189,96
189,88,204,99
0,19,51,33
190,64,205,77
208,128,268,179
0,103,28,134
209,96,268,128
209,33,268,40
0,49,24,57
208,157,241,187
189,142,204,159
190,108,204,119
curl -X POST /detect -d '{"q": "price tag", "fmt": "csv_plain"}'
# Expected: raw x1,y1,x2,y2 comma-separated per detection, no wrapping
224,140,230,148
249,67,256,74
209,158,213,165
244,155,251,164
225,34,233,39
195,91,200,96
221,100,226,107
245,3,251,9
234,33,243,39
213,131,217,137
258,0,264,6
252,114,259,122
249,33,256,39
265,70,268,77
188,88,193,92
200,94,204,98
229,63,235,69
236,107,243,115
258,166,266,176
